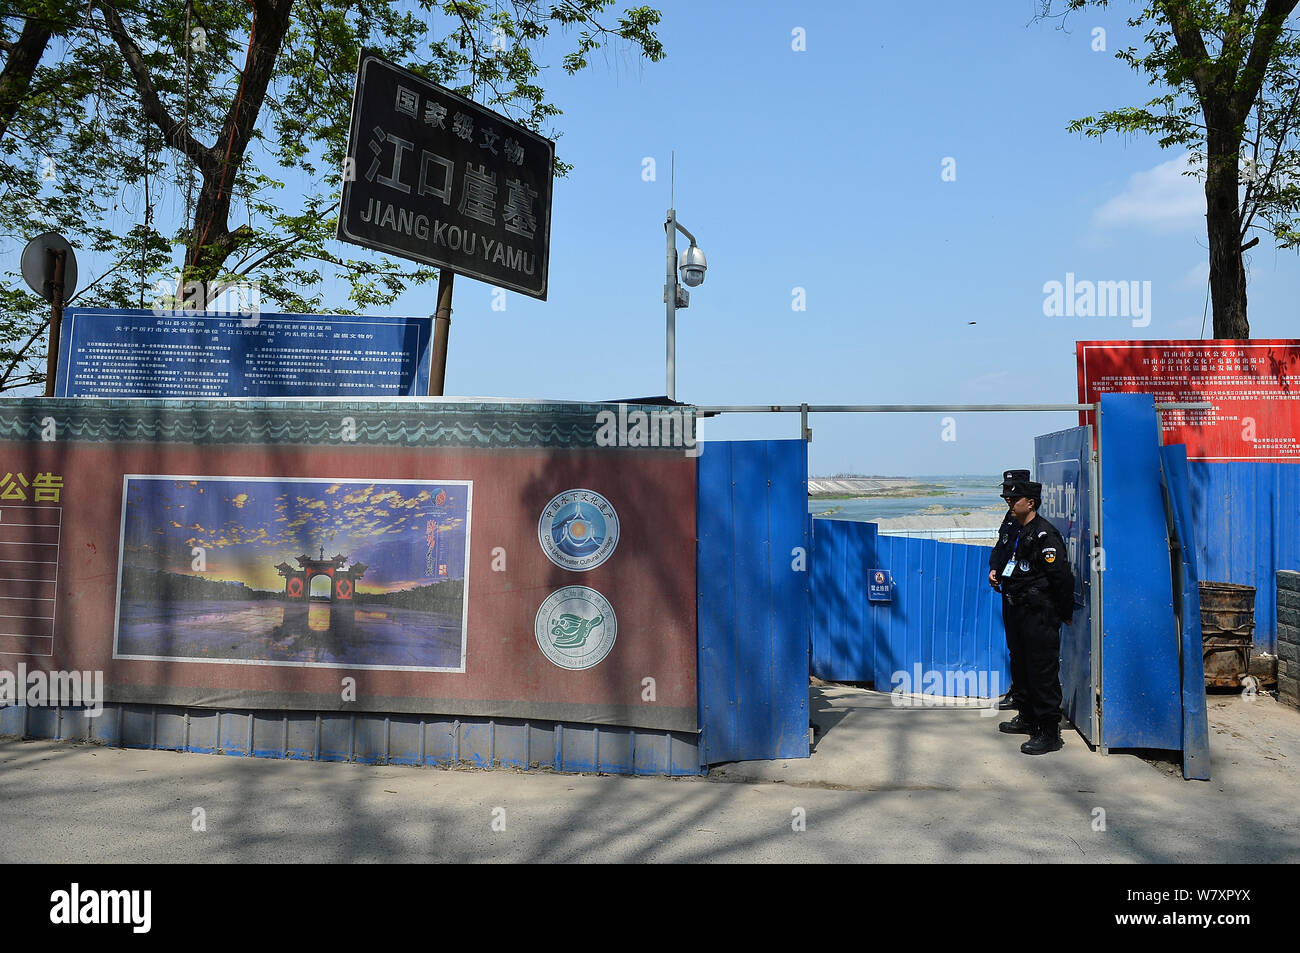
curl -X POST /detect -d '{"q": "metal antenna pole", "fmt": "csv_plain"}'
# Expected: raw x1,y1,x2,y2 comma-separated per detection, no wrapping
666,208,677,402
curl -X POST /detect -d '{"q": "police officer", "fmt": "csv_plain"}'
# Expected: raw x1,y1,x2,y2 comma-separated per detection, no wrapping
988,468,1030,711
992,479,1074,755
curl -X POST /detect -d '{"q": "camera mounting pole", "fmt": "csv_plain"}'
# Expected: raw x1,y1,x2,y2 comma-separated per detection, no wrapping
664,209,706,403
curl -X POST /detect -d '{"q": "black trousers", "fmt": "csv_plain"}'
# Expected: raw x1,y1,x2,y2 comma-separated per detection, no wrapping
1002,608,1024,704
1002,597,1062,728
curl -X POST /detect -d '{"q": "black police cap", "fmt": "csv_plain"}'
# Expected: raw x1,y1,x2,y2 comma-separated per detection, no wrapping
1001,480,1042,501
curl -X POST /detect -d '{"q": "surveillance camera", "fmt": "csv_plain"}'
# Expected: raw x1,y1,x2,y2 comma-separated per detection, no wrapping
679,243,707,287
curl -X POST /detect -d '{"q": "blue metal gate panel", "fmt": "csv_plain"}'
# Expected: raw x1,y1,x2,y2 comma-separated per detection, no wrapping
809,524,1008,695
697,441,740,760
731,441,771,759
1184,460,1300,654
1035,426,1097,744
768,439,812,754
1098,394,1182,749
872,535,1007,695
809,518,877,680
1161,445,1211,780
697,440,810,764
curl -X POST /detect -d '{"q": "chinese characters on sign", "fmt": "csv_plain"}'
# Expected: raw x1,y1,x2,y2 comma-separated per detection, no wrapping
337,50,554,299
1077,339,1300,460
54,308,433,398
867,569,893,602
0,472,62,502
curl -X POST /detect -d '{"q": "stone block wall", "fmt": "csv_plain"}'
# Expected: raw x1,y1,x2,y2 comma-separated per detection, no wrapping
1277,571,1300,710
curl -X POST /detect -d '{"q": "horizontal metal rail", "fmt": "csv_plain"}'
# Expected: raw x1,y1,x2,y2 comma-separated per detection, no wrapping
5,396,1215,412
696,402,1213,414
696,401,1213,442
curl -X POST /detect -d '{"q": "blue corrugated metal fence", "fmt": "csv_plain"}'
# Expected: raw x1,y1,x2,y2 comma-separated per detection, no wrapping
1161,444,1211,780
1098,394,1182,750
697,439,810,764
1185,461,1300,653
810,519,1008,695
0,704,703,774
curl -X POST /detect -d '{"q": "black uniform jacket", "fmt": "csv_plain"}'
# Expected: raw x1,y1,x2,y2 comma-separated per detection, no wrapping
994,514,1075,623
988,510,1018,570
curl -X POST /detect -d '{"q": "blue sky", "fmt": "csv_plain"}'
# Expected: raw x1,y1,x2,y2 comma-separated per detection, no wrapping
10,1,1300,476
413,0,1297,476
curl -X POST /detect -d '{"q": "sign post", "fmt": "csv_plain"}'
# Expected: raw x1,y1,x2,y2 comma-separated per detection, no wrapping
431,270,453,396
20,231,78,395
43,249,66,397
337,51,555,394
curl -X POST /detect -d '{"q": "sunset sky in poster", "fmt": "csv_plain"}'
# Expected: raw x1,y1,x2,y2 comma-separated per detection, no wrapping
120,477,469,593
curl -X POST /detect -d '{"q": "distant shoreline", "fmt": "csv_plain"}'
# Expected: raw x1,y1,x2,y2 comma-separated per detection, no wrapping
808,486,947,500
806,476,949,500
807,477,1007,539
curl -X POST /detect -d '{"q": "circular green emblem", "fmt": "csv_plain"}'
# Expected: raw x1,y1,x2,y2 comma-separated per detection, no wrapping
534,586,617,670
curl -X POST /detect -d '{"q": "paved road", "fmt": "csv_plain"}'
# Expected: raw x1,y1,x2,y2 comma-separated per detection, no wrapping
1,687,1296,863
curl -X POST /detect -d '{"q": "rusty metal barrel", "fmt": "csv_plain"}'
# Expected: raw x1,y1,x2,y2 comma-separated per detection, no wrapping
1199,582,1256,688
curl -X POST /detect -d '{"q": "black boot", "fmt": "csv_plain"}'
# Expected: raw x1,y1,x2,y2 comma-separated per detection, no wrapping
998,714,1034,734
996,694,1018,710
1021,724,1063,755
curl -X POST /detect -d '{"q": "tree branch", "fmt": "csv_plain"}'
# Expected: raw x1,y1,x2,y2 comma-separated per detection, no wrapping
93,1,221,176
1239,94,1264,232
1232,0,1300,115
1241,81,1300,238
181,0,294,276
1159,0,1219,101
447,0,510,106
0,14,54,142
230,219,321,275
0,319,50,391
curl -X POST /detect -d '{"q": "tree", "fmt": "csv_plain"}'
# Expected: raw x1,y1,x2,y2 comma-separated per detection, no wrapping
1,1,160,389
0,1,666,390
0,4,53,142
1045,0,1300,338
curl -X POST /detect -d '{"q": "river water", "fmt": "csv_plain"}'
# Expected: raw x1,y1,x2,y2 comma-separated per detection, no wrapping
807,475,1006,522
116,598,465,669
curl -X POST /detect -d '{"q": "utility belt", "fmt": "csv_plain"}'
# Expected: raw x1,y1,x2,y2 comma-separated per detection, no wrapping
1002,587,1046,608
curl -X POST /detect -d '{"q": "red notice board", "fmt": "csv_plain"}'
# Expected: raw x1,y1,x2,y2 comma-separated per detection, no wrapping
1077,339,1300,461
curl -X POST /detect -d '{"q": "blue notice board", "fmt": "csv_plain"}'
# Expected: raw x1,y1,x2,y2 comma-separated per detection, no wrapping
54,307,433,398
867,568,893,602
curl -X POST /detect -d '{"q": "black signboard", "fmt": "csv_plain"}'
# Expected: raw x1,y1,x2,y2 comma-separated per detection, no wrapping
337,51,554,299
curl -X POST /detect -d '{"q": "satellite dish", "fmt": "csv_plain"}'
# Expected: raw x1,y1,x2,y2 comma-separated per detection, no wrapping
20,232,78,303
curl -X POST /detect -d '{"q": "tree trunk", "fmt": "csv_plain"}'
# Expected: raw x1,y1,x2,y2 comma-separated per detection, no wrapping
1204,106,1250,339
182,0,295,293
0,15,53,143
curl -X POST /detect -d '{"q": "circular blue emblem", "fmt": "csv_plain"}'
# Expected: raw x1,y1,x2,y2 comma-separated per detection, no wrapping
538,489,619,571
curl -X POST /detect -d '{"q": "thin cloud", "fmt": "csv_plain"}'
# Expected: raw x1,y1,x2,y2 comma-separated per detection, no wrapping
1094,152,1204,231
968,370,1011,391
1178,260,1210,290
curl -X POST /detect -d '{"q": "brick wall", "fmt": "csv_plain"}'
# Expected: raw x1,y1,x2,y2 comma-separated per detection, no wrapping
1277,571,1300,710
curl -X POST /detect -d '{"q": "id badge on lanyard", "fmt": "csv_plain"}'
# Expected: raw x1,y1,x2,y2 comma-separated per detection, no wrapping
1001,533,1020,578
